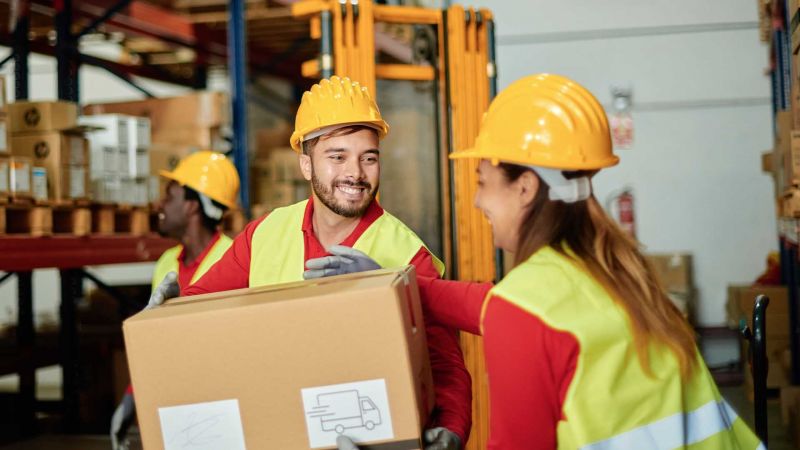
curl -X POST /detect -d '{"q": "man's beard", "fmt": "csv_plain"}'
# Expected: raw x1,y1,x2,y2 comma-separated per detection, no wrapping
311,169,377,218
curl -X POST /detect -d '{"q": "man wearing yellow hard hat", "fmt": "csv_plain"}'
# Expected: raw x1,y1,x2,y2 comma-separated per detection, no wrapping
149,76,471,449
110,151,240,450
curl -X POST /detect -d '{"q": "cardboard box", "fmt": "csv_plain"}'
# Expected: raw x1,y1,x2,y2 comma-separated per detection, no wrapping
786,131,800,187
256,125,293,159
0,155,8,197
762,151,774,174
150,126,221,149
777,111,794,191
646,253,693,295
124,267,434,450
726,284,788,335
0,76,7,113
10,131,90,201
7,101,77,133
783,385,800,447
9,156,31,197
83,92,228,129
78,114,130,149
0,117,7,153
792,0,800,54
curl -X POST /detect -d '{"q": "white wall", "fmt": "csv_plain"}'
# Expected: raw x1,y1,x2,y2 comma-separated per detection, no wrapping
471,0,776,326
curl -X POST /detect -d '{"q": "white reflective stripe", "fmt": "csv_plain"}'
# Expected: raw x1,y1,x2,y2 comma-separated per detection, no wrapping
580,400,753,450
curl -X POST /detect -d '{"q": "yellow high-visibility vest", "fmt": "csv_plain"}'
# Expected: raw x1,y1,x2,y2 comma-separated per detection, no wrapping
151,234,232,291
248,199,444,286
488,246,763,450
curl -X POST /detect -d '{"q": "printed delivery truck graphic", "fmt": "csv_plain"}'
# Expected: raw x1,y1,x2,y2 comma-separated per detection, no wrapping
307,390,383,434
302,379,394,447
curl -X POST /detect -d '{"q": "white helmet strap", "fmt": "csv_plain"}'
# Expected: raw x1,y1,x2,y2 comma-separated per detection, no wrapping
197,192,224,220
527,166,592,203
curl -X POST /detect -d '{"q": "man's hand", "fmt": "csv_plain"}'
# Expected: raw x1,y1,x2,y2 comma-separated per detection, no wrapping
334,428,461,450
424,427,461,450
146,271,179,309
303,245,382,279
110,393,136,450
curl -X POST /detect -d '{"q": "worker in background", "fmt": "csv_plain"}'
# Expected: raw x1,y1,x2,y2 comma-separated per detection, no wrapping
148,76,471,449
311,74,764,450
110,151,240,450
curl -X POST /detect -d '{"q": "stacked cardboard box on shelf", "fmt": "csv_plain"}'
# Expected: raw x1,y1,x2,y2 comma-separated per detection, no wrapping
78,114,151,206
726,284,791,391
645,253,695,321
251,125,309,215
0,77,8,202
83,92,228,150
84,92,229,205
6,100,92,204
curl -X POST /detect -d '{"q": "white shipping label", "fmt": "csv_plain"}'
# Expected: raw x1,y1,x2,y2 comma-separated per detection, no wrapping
0,161,8,192
69,167,85,198
158,399,247,450
301,379,394,448
31,167,46,200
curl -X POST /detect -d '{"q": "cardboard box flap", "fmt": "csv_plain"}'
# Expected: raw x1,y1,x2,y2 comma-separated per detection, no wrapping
131,267,415,321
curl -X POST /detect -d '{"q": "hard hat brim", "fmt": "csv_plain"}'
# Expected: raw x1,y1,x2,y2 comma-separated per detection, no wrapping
159,169,238,209
449,147,620,171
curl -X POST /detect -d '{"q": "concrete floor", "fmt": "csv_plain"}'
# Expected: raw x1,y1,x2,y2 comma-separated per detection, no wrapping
721,385,795,450
0,386,794,449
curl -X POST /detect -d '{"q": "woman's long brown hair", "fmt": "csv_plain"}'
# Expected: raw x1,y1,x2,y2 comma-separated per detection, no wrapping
500,163,697,379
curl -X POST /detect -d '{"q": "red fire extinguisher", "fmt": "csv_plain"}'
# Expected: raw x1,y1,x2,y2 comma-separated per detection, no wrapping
607,188,636,238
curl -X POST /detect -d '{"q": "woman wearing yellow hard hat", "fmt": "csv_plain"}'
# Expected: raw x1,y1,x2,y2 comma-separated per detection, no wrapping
314,74,763,449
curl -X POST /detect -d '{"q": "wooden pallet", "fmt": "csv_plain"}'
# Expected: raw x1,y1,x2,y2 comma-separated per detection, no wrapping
91,204,150,236
0,200,53,236
52,201,92,236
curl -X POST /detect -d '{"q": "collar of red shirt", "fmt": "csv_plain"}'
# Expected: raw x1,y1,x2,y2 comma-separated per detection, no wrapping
301,197,384,247
178,230,222,269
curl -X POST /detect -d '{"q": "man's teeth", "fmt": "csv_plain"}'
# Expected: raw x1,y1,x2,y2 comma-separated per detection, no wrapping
338,186,364,194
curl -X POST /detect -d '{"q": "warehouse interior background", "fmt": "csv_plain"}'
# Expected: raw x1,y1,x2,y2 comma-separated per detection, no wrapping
0,0,791,448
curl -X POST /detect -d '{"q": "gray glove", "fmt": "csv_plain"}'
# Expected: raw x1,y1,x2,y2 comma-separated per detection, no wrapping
146,271,179,309
423,427,461,450
336,435,359,450
335,428,460,450
110,392,136,450
303,245,381,279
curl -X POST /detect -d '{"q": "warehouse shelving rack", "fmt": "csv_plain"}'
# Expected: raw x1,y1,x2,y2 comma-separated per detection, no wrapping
0,1,503,446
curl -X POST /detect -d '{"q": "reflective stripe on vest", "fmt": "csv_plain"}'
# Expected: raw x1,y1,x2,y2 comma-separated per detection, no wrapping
489,246,762,450
581,399,763,450
248,199,444,286
150,234,233,291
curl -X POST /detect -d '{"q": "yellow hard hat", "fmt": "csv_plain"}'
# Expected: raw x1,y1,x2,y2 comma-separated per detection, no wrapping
290,76,389,152
451,73,618,170
160,151,240,209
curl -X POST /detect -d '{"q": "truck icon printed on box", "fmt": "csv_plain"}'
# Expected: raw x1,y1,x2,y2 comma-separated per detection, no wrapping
306,390,382,434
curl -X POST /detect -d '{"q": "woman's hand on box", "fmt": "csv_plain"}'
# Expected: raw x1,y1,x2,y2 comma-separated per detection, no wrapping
303,245,382,279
